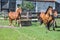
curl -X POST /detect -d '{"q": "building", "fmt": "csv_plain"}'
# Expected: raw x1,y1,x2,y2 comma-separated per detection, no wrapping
25,0,60,13
0,0,60,13
0,0,16,12
35,0,56,12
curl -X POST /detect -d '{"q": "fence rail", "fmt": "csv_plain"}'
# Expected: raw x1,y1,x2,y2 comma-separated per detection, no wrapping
0,12,60,21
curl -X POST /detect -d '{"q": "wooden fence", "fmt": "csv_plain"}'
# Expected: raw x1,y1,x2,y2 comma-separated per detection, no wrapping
21,12,32,26
0,11,60,26
0,12,38,26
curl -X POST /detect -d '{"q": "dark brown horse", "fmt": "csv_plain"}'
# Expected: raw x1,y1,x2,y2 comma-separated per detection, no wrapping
39,6,58,31
8,7,22,27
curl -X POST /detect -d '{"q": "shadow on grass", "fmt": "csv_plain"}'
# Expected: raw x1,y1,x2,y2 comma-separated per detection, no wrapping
55,26,60,32
56,26,60,28
56,30,60,31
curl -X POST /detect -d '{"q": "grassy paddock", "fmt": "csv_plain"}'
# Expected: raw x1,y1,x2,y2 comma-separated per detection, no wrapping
0,19,18,26
0,19,60,40
0,18,60,26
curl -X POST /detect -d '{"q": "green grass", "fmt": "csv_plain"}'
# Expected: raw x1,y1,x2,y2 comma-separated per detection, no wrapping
0,19,60,40
0,19,9,26
0,19,18,26
0,28,19,40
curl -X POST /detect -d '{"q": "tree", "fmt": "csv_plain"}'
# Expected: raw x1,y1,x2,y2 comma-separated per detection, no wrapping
19,1,34,11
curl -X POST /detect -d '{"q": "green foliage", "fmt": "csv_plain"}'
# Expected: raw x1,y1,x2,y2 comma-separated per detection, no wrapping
19,1,34,11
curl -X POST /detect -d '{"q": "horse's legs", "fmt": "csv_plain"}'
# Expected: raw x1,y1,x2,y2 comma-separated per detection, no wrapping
16,20,21,27
16,20,17,24
18,17,21,27
17,20,19,26
15,19,17,24
20,20,21,27
52,20,55,31
18,20,21,27
40,20,43,25
46,23,50,31
39,18,43,25
50,20,55,31
55,21,57,28
9,19,13,26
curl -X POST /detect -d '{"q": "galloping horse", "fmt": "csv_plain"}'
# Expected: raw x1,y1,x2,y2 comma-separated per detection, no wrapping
53,9,58,27
39,9,58,25
8,7,22,27
39,6,57,31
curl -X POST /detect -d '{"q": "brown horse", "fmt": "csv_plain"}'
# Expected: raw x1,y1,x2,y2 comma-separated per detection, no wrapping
8,7,22,27
52,9,58,27
39,9,58,25
39,6,57,31
53,9,58,17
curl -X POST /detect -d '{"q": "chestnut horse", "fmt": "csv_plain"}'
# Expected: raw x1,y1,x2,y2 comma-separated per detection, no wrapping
8,7,22,27
39,6,58,31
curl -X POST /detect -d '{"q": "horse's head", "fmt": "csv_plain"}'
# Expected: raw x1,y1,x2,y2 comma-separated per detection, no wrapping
16,7,22,14
45,6,53,15
53,10,58,17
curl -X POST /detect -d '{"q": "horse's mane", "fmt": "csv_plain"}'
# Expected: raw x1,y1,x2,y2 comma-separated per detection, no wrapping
45,6,53,14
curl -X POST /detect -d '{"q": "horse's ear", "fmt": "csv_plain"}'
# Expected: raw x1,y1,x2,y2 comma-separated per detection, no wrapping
49,6,52,8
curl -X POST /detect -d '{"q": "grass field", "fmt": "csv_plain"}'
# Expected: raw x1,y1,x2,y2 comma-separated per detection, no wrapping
0,19,60,40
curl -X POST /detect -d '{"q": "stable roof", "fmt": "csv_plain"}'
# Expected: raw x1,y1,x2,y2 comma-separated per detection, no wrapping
26,0,56,2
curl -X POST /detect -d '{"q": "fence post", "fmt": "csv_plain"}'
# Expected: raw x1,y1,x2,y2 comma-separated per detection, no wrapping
27,12,29,19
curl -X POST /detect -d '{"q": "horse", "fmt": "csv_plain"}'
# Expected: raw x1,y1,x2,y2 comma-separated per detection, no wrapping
39,9,58,25
39,11,45,25
39,6,57,31
8,7,22,27
52,9,58,28
45,9,58,29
